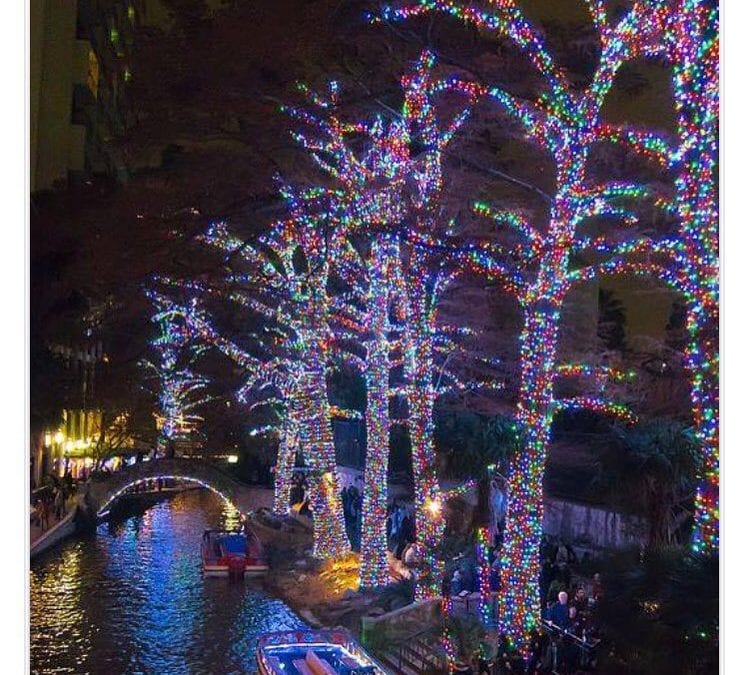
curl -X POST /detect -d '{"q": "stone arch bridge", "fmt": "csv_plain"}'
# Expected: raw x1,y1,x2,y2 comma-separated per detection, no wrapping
80,458,273,522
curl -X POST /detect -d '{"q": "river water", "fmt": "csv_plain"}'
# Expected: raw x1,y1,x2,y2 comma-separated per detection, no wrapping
30,489,306,675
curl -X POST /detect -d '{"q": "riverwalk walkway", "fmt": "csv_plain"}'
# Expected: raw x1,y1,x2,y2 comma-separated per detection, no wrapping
30,495,78,559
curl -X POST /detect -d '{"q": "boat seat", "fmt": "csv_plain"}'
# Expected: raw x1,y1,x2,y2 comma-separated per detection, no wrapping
292,659,315,675
305,650,339,675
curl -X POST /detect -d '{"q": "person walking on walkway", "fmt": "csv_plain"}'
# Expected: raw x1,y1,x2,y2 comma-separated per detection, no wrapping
54,488,64,521
34,500,44,530
40,498,50,531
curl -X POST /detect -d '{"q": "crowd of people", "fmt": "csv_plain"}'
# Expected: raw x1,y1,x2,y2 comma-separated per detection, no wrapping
497,536,603,674
442,531,604,674
31,473,75,533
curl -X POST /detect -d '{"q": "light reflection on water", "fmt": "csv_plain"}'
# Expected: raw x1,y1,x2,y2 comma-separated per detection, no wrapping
30,489,305,674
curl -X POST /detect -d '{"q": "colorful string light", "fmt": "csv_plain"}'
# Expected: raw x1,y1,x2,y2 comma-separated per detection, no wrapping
145,2,717,644
142,290,212,454
380,0,718,650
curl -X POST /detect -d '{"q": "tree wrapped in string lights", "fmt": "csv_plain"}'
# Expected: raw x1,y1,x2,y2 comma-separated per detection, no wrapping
141,290,212,455
178,206,357,559
343,233,504,591
567,0,719,552
665,0,719,554
279,54,489,591
381,0,684,646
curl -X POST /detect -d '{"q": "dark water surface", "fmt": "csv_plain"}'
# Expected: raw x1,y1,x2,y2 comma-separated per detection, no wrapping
30,489,305,675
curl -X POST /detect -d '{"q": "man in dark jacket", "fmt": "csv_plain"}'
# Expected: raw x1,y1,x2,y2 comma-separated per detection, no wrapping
546,591,571,630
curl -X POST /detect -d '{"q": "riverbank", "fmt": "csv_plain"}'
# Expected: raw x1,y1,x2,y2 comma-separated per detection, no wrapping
30,504,77,560
263,552,381,633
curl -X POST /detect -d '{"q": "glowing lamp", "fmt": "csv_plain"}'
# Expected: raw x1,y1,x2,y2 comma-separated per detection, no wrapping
227,454,239,464
54,431,64,445
44,433,52,448
425,497,441,518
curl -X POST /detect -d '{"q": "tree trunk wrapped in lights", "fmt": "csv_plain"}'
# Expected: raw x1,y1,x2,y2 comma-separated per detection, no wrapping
665,0,719,554
278,55,483,589
142,290,212,455
273,418,298,516
395,251,450,599
156,209,351,559
293,365,348,558
358,237,395,589
382,0,680,647
499,300,561,633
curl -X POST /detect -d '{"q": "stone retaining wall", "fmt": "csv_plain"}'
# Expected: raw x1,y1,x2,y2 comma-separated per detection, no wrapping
30,509,77,560
543,495,646,551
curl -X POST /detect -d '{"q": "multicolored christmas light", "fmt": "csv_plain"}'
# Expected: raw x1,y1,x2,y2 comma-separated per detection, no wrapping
142,290,212,455
156,208,351,560
358,237,396,589
664,0,719,554
475,526,492,627
381,0,686,648
277,54,494,592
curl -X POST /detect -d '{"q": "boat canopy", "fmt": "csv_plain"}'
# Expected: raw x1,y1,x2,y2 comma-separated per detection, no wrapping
221,534,246,554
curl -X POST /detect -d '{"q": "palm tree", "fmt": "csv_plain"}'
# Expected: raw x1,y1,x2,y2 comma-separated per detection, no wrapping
594,548,718,674
435,411,516,481
592,419,700,548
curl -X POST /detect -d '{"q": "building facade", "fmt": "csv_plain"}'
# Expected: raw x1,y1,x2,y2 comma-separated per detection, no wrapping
30,0,146,192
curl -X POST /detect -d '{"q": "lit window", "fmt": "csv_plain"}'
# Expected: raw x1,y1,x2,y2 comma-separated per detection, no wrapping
124,66,132,82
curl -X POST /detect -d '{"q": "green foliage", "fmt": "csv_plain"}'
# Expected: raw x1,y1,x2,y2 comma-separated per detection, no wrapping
434,410,517,480
443,613,486,663
592,418,700,547
594,549,718,674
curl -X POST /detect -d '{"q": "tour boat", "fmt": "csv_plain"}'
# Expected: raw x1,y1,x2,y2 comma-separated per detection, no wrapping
256,628,389,675
200,528,268,578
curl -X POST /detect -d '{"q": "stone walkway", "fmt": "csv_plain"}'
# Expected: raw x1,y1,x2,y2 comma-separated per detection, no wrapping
29,496,77,546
